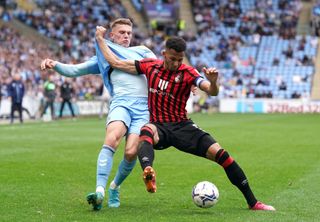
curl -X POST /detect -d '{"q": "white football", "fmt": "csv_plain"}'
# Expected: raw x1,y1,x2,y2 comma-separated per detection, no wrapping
192,181,219,208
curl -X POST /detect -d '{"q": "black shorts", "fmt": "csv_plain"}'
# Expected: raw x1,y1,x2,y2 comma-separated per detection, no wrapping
153,120,217,157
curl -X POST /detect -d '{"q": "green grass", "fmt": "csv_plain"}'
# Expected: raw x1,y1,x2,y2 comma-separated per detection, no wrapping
0,113,319,222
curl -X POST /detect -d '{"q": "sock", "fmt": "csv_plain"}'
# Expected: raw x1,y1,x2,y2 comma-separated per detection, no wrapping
216,149,257,207
109,181,118,190
96,186,105,197
138,126,154,170
96,145,115,191
112,158,137,187
138,141,154,169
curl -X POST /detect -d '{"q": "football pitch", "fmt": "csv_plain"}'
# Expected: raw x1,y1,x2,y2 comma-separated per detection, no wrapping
1,113,319,222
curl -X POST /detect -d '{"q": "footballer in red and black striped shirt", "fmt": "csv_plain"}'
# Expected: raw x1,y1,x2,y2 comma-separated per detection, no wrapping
95,30,276,211
135,58,204,123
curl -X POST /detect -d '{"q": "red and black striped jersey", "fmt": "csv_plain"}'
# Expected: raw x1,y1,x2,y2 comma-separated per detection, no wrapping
135,58,204,123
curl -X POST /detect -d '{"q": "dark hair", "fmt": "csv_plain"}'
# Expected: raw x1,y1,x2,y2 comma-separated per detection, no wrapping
165,36,186,52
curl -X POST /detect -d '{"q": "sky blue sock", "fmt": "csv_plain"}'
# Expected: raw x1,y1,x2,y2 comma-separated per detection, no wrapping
113,158,137,186
96,145,115,189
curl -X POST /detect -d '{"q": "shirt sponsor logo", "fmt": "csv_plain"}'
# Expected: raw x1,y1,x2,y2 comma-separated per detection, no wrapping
150,78,174,98
149,88,174,99
158,79,169,90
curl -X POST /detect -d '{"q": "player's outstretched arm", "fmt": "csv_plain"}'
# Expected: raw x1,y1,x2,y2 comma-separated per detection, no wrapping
40,58,100,77
95,26,138,75
199,67,219,96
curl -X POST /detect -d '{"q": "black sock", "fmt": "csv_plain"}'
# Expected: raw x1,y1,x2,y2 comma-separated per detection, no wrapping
138,126,155,170
216,149,257,207
138,141,154,170
225,161,257,207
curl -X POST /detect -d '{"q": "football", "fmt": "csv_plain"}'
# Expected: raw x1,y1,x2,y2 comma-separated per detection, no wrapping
192,181,219,208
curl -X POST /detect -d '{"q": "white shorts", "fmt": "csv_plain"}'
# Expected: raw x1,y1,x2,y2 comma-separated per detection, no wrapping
107,96,149,135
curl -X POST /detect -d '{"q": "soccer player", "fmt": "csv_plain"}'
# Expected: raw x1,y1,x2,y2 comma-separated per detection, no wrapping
41,18,156,210
41,75,56,120
59,78,76,119
95,26,276,211
8,73,25,124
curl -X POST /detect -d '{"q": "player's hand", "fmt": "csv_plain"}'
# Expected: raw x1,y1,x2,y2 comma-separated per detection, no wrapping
40,58,57,70
202,67,219,83
95,26,107,40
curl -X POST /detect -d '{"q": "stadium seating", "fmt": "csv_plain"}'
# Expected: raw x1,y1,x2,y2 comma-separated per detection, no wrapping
188,0,317,99
13,0,128,63
3,0,318,101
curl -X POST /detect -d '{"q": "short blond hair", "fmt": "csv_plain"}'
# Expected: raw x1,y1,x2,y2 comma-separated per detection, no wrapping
110,18,133,29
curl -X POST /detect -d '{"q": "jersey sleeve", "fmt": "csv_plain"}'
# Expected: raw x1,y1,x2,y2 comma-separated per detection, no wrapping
54,56,100,77
134,58,156,76
187,67,204,87
194,76,205,87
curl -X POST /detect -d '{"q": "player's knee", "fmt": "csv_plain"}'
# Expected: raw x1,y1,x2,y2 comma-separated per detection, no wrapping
124,149,137,162
206,143,221,161
105,133,122,148
139,125,154,145
124,143,138,160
